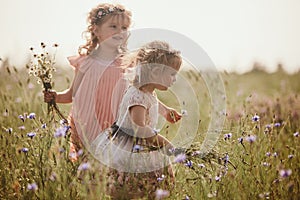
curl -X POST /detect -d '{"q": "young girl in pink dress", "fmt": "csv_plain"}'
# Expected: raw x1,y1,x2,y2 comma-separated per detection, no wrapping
44,3,132,154
90,40,182,199
43,3,181,159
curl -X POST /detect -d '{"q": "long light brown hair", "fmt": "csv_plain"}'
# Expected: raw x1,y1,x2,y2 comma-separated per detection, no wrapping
78,3,132,55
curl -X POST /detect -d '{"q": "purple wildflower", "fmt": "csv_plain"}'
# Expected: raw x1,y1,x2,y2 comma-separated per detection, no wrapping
279,169,292,178
69,151,76,159
18,115,25,122
54,126,68,137
223,153,229,166
245,135,256,143
155,189,170,199
274,122,281,127
252,114,260,122
215,175,221,182
273,152,278,157
294,132,299,137
18,126,25,130
238,137,243,144
264,124,272,134
265,124,272,129
78,162,90,171
157,174,165,182
27,132,36,139
77,149,84,156
27,183,38,191
265,152,271,157
21,148,29,153
153,128,160,134
27,113,36,119
185,160,193,168
288,154,294,159
41,123,47,129
132,144,143,152
224,133,232,140
185,195,190,200
173,153,186,163
65,125,71,131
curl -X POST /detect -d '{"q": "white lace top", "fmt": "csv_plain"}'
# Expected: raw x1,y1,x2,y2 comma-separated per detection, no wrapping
116,86,159,130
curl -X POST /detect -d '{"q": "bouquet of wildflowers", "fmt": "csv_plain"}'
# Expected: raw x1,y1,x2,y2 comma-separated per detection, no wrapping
27,42,66,120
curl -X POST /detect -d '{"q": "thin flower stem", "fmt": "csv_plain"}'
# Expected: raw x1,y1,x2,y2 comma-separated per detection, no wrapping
51,101,67,121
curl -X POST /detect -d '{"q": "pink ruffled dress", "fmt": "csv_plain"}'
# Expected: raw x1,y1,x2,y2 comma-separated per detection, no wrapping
68,51,128,149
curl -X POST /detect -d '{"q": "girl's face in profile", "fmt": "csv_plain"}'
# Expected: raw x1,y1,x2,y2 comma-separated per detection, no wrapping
94,15,130,47
153,65,179,91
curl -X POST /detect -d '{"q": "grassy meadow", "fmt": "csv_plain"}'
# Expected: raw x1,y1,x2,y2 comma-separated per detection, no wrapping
0,58,299,199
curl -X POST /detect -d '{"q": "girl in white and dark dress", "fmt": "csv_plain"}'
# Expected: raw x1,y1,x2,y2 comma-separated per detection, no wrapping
90,40,182,199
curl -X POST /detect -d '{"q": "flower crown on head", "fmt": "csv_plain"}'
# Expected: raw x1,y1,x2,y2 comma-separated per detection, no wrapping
93,6,125,23
144,48,181,59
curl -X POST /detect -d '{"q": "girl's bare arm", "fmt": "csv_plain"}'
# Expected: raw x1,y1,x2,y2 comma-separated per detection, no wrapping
158,101,182,123
44,70,84,104
129,105,174,148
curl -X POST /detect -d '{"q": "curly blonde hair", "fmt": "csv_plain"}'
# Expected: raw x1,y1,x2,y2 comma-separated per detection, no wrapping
78,3,132,55
129,41,182,88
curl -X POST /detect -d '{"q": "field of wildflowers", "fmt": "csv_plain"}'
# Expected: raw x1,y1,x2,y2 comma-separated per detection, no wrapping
0,58,299,199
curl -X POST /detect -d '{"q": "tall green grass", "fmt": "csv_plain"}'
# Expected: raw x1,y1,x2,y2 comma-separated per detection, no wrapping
0,60,299,199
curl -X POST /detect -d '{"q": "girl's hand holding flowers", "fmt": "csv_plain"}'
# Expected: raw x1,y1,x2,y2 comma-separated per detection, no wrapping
27,42,66,120
43,90,57,103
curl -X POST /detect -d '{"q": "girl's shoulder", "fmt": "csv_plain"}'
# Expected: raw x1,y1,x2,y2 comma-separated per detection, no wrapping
67,54,113,73
124,86,157,108
67,55,87,70
126,86,148,97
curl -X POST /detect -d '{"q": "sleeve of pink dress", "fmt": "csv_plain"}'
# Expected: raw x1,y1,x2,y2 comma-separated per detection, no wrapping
67,55,88,71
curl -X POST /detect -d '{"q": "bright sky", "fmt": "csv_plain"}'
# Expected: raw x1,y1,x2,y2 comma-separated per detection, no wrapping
1,0,300,73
